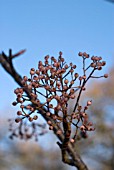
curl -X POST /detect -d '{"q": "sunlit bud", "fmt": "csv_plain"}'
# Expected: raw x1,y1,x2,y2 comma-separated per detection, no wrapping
97,66,102,70
46,98,51,102
104,74,108,78
64,79,69,84
26,105,31,109
80,112,86,117
17,111,22,115
51,56,55,61
61,58,64,62
63,85,68,90
47,121,52,125
15,118,21,123
20,105,24,109
61,68,66,73
72,65,76,69
79,76,83,81
33,76,38,81
82,75,86,79
72,113,76,119
84,106,88,110
30,107,35,112
87,122,93,126
45,55,49,60
70,62,73,66
23,76,28,81
85,54,89,58
16,98,23,103
45,85,50,90
91,62,96,67
70,80,74,85
59,51,63,56
64,64,68,69
80,125,85,131
102,61,106,66
30,68,35,75
83,52,87,57
97,62,102,67
38,61,43,66
87,100,92,106
33,115,38,120
49,104,53,108
70,94,75,99
74,73,79,78
21,80,26,85
35,70,40,75
70,69,74,73
51,87,56,92
29,117,33,122
98,56,102,60
87,127,95,131
56,104,61,110
54,95,60,101
78,52,83,56
14,88,19,94
56,81,61,86
17,93,22,98
91,56,95,60
53,62,58,67
49,126,53,130
70,88,74,94
94,56,99,61
63,92,69,97
19,88,23,94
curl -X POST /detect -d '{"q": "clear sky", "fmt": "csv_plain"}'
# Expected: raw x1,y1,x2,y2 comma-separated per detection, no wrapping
0,0,114,111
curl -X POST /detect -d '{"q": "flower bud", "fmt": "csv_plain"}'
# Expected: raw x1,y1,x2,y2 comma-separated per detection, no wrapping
104,74,108,78
87,100,92,106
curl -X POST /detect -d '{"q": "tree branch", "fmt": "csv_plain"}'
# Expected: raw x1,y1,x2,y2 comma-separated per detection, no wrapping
0,50,89,170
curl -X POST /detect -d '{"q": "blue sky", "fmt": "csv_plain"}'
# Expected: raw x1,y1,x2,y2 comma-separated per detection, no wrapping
0,0,114,111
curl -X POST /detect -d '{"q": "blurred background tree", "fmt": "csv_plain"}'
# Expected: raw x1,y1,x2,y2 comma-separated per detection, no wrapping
0,120,66,170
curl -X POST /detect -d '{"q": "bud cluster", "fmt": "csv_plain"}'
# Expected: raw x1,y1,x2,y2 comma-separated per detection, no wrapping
10,51,108,143
78,52,108,78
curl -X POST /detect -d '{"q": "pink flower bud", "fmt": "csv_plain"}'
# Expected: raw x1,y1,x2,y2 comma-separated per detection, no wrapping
87,100,92,106
104,74,108,78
